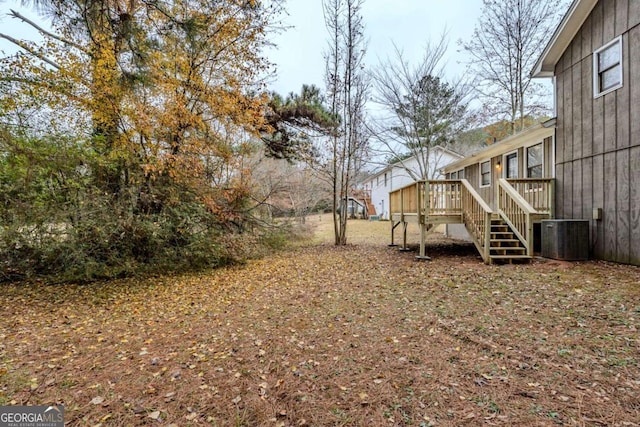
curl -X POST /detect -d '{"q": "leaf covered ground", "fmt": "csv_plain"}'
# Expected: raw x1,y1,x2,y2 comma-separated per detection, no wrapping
1,216,639,426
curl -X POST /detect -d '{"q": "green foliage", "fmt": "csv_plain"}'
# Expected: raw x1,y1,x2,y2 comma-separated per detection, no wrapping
0,1,307,283
262,85,338,160
394,74,466,149
0,131,290,283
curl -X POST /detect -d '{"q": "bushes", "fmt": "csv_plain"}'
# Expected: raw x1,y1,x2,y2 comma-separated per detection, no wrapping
0,132,294,283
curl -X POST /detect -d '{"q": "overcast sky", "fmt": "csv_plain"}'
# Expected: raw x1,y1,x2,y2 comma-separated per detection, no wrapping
266,0,484,96
0,0,485,93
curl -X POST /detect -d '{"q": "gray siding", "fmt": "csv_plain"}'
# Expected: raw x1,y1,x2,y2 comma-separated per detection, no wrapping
554,0,640,265
447,136,554,211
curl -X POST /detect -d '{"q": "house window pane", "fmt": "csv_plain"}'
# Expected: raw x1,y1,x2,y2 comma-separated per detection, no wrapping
527,144,543,178
601,67,621,91
594,37,622,97
480,161,491,186
598,44,619,69
505,153,518,179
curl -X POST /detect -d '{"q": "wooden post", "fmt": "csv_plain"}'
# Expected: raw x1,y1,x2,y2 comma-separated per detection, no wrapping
389,220,398,247
399,221,410,251
526,215,534,257
549,179,556,218
484,211,492,264
416,223,432,260
416,181,431,260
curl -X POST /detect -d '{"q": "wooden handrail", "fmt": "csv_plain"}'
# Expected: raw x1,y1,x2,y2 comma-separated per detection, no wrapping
425,180,463,217
497,179,537,256
460,179,492,263
506,178,554,215
389,177,554,263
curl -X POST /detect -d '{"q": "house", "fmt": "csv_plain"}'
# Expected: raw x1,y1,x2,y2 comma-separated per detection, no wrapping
442,123,556,243
389,0,640,266
360,146,463,220
389,123,556,263
531,0,640,265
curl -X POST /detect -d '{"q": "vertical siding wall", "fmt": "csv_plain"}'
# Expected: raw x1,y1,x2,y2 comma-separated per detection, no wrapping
555,0,640,264
450,136,554,210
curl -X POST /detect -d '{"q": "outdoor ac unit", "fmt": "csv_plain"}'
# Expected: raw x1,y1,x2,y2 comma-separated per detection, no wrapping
541,220,590,261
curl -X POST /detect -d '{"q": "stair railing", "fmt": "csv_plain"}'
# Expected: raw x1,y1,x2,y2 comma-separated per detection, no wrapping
460,179,492,263
505,178,555,217
497,178,544,256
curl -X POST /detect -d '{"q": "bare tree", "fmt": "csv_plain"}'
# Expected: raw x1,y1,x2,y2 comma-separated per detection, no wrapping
460,0,566,134
250,153,328,223
371,37,471,181
322,0,369,245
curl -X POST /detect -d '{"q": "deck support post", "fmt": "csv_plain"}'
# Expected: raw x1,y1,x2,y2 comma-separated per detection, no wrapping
389,221,401,247
398,222,411,251
415,222,431,260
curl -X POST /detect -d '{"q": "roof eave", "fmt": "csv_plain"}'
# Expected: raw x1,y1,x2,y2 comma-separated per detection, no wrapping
531,0,598,78
442,124,555,173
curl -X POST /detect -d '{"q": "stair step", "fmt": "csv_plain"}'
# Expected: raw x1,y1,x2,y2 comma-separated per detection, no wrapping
491,232,515,238
491,239,521,243
490,248,527,254
490,244,526,249
490,255,531,259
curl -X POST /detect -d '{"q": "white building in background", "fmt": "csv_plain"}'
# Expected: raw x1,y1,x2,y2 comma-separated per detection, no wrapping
361,146,463,220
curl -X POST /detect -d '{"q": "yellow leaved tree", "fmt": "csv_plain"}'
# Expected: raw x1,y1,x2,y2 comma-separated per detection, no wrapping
0,0,288,281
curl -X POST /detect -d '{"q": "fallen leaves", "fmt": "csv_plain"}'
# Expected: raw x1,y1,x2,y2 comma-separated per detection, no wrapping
0,218,639,425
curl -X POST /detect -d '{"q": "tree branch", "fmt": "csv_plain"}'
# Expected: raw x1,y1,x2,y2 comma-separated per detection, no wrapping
9,9,89,55
0,33,61,70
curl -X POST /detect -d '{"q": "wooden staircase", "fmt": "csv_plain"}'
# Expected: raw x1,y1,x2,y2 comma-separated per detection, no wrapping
489,217,531,263
389,178,554,264
363,196,376,218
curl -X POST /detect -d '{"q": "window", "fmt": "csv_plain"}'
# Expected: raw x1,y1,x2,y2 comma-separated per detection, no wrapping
527,143,543,178
593,36,622,98
449,169,464,179
505,152,518,179
384,173,388,187
480,161,491,187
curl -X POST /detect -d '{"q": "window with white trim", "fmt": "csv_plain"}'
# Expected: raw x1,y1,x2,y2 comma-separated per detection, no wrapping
450,169,464,179
526,143,543,178
504,152,518,179
593,36,622,98
480,161,491,187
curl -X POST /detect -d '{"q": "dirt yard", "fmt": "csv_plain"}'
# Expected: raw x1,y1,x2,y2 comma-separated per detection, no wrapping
1,216,639,426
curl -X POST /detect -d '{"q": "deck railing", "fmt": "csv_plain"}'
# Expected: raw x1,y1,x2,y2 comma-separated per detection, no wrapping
389,181,420,220
497,179,551,256
390,180,464,222
425,180,463,216
460,179,492,263
506,178,555,217
389,177,554,262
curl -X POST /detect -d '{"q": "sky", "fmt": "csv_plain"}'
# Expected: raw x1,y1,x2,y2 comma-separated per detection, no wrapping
0,0,485,95
266,0,485,96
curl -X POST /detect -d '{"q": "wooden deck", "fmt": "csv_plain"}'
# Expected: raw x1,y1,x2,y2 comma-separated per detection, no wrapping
389,178,554,263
